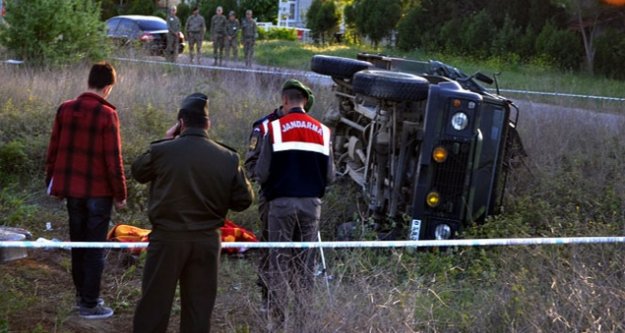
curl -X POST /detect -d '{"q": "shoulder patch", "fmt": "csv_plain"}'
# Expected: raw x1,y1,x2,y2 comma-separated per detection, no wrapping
150,138,174,145
215,141,237,152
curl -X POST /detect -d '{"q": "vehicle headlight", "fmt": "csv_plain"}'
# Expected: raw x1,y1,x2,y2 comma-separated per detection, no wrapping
434,224,452,240
450,112,468,131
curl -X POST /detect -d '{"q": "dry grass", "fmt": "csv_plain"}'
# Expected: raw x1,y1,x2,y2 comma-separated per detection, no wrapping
1,60,625,332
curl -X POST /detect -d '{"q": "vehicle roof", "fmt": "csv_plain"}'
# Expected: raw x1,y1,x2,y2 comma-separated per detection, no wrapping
108,15,165,21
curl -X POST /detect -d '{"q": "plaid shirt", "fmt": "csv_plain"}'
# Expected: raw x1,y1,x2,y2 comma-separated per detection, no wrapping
45,92,127,201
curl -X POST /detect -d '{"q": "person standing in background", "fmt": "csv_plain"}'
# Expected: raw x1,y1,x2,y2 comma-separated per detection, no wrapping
241,9,257,67
185,6,206,64
224,10,240,64
166,6,181,62
210,6,227,66
45,62,127,320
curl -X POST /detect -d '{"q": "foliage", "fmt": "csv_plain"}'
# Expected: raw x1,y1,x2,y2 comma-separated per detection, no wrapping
306,0,340,44
0,0,108,65
237,0,278,23
121,0,160,16
257,27,298,41
594,28,625,80
348,0,401,48
535,21,583,70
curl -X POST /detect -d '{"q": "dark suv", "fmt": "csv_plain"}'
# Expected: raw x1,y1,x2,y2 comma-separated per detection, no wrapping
312,53,525,241
105,15,185,57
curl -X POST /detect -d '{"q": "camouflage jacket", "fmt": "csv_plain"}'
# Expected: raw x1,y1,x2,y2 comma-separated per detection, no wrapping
167,15,181,34
185,14,206,34
241,18,256,40
226,19,240,38
210,14,227,36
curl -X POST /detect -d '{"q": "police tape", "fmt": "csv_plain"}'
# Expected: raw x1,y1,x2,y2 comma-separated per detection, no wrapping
110,57,330,83
1,236,625,249
496,88,625,102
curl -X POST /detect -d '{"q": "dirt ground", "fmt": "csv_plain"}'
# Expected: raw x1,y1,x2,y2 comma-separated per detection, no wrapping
1,243,264,332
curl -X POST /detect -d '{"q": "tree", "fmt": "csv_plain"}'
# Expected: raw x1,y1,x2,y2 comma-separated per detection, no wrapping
0,0,108,65
349,0,401,48
554,0,625,74
306,0,340,44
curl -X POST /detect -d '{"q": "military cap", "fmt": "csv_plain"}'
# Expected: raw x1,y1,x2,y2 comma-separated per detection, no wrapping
229,10,236,16
282,79,315,111
178,93,209,119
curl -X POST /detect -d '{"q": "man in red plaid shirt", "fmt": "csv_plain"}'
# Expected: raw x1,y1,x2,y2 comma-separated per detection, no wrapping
45,62,127,320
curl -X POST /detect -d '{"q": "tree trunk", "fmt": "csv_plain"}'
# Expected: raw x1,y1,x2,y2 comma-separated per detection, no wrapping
575,0,597,75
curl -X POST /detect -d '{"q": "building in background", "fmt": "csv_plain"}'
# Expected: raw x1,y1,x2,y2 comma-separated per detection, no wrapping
277,0,312,28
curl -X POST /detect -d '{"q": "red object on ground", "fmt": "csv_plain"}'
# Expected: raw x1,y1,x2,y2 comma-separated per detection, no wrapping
107,219,258,254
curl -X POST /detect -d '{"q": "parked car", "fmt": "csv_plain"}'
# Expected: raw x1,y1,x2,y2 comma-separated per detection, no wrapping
105,15,185,57
312,53,526,241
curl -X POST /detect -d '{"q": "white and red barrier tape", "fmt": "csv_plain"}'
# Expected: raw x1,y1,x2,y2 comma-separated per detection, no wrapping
1,236,625,249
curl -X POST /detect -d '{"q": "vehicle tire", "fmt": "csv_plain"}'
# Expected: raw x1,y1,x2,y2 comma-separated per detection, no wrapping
310,55,373,79
353,70,430,102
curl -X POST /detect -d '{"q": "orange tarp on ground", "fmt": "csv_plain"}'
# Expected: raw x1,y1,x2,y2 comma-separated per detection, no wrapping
107,219,258,254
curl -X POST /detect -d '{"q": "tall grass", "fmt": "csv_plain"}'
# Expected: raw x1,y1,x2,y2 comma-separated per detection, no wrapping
1,57,625,332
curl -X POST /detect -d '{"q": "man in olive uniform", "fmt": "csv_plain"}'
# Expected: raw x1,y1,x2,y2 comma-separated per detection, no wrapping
210,6,227,65
255,80,335,325
132,93,254,333
185,7,206,64
166,6,181,62
241,9,257,67
224,11,240,64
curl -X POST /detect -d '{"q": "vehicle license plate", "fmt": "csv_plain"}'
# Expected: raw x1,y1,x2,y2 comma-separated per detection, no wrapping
409,219,422,240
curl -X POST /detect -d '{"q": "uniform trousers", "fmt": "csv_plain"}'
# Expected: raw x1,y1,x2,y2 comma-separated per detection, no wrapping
213,34,225,63
133,229,220,333
266,197,321,321
243,38,254,66
224,37,238,61
166,32,180,62
187,32,204,62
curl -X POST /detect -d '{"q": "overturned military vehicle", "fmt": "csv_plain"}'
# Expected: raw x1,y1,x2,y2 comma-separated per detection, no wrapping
311,53,525,241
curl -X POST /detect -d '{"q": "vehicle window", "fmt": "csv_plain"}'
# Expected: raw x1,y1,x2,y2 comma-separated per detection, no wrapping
106,18,120,34
117,19,137,37
136,19,167,31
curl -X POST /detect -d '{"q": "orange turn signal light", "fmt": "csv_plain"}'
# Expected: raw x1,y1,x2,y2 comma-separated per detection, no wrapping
432,146,448,163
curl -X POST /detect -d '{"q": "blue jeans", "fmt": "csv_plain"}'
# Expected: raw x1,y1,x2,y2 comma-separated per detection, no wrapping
66,197,112,307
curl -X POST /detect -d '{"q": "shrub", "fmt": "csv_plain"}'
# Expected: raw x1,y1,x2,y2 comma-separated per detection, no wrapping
0,0,109,65
594,28,625,80
257,27,298,41
535,21,582,70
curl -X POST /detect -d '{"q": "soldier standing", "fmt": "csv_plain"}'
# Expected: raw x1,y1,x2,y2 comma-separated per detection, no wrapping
241,9,257,67
210,6,227,65
224,11,240,64
166,6,181,62
185,7,206,64
255,80,335,326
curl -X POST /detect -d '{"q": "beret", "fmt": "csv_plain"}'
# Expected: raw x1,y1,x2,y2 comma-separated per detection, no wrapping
282,79,315,111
